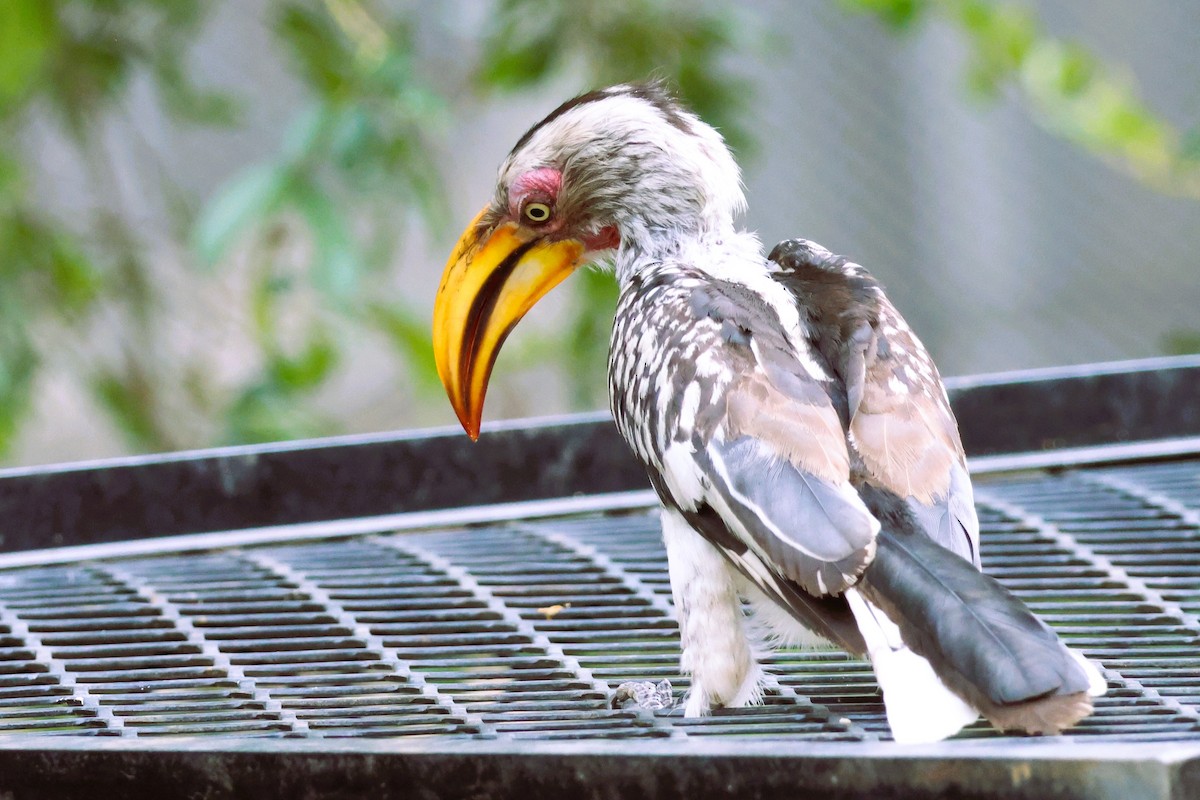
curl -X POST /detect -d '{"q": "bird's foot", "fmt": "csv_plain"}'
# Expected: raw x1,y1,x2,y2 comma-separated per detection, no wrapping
682,663,764,717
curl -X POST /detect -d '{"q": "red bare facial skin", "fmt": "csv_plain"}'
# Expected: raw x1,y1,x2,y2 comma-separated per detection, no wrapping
582,226,620,252
510,166,562,204
508,167,620,254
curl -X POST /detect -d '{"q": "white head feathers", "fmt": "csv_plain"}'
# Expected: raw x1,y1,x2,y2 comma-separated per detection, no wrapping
497,83,747,265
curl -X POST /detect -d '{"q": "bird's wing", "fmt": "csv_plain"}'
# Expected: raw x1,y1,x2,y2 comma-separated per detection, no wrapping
756,240,1099,738
768,239,981,566
852,297,980,565
652,482,867,654
657,276,879,599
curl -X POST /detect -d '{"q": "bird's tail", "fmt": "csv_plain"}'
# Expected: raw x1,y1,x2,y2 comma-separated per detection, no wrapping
844,587,977,743
850,524,1106,743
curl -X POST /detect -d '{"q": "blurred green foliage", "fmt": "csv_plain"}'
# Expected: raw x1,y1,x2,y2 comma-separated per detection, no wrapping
0,0,755,459
479,0,756,154
842,0,1200,196
0,0,234,456
1162,329,1200,358
0,0,1195,461
194,1,450,443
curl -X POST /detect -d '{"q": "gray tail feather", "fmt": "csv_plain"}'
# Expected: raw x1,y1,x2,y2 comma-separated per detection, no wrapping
855,483,1098,734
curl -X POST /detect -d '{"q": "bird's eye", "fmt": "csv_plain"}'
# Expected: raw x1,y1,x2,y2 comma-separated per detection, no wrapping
523,202,552,224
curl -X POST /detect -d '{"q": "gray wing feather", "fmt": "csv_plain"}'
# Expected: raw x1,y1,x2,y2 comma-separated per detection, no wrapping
724,546,867,654
904,461,981,567
703,435,878,596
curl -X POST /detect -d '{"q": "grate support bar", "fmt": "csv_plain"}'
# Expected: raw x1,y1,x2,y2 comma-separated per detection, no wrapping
235,549,495,739
1079,470,1200,529
1069,472,1200,633
976,489,1200,638
0,592,124,736
89,561,304,736
375,535,624,739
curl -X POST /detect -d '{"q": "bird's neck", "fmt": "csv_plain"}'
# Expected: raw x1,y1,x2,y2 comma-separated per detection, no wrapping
613,217,746,286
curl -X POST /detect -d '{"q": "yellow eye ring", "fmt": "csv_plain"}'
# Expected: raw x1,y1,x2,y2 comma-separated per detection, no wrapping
523,202,552,224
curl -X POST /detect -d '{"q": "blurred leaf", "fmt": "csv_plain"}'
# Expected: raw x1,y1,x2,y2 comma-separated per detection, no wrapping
223,385,333,445
39,9,135,136
268,330,339,391
839,0,928,29
477,0,566,89
1162,329,1200,357
281,103,330,163
0,152,21,197
45,232,102,312
224,329,339,445
291,177,361,303
564,268,619,408
1053,44,1095,97
249,267,295,343
275,2,356,100
955,1,1036,97
205,2,446,333
1181,127,1200,164
1,210,102,314
368,302,441,395
150,54,241,127
1021,40,1176,184
0,0,55,111
329,105,372,163
193,164,291,266
852,0,1200,197
91,366,164,450
0,320,37,454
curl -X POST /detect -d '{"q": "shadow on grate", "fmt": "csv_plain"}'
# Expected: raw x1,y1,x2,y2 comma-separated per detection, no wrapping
0,457,1199,745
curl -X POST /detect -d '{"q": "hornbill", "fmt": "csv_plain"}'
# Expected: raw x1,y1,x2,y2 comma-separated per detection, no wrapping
432,82,1105,742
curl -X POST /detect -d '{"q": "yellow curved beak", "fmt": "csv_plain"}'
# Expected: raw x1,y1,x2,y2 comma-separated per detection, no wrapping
433,208,585,440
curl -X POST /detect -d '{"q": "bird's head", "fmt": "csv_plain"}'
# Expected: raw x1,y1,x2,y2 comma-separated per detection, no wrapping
433,82,744,439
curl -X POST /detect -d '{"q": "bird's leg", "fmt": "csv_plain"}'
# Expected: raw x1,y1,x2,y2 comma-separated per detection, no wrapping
661,508,762,716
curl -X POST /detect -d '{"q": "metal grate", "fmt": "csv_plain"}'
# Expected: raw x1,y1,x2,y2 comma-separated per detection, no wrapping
0,457,1199,745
